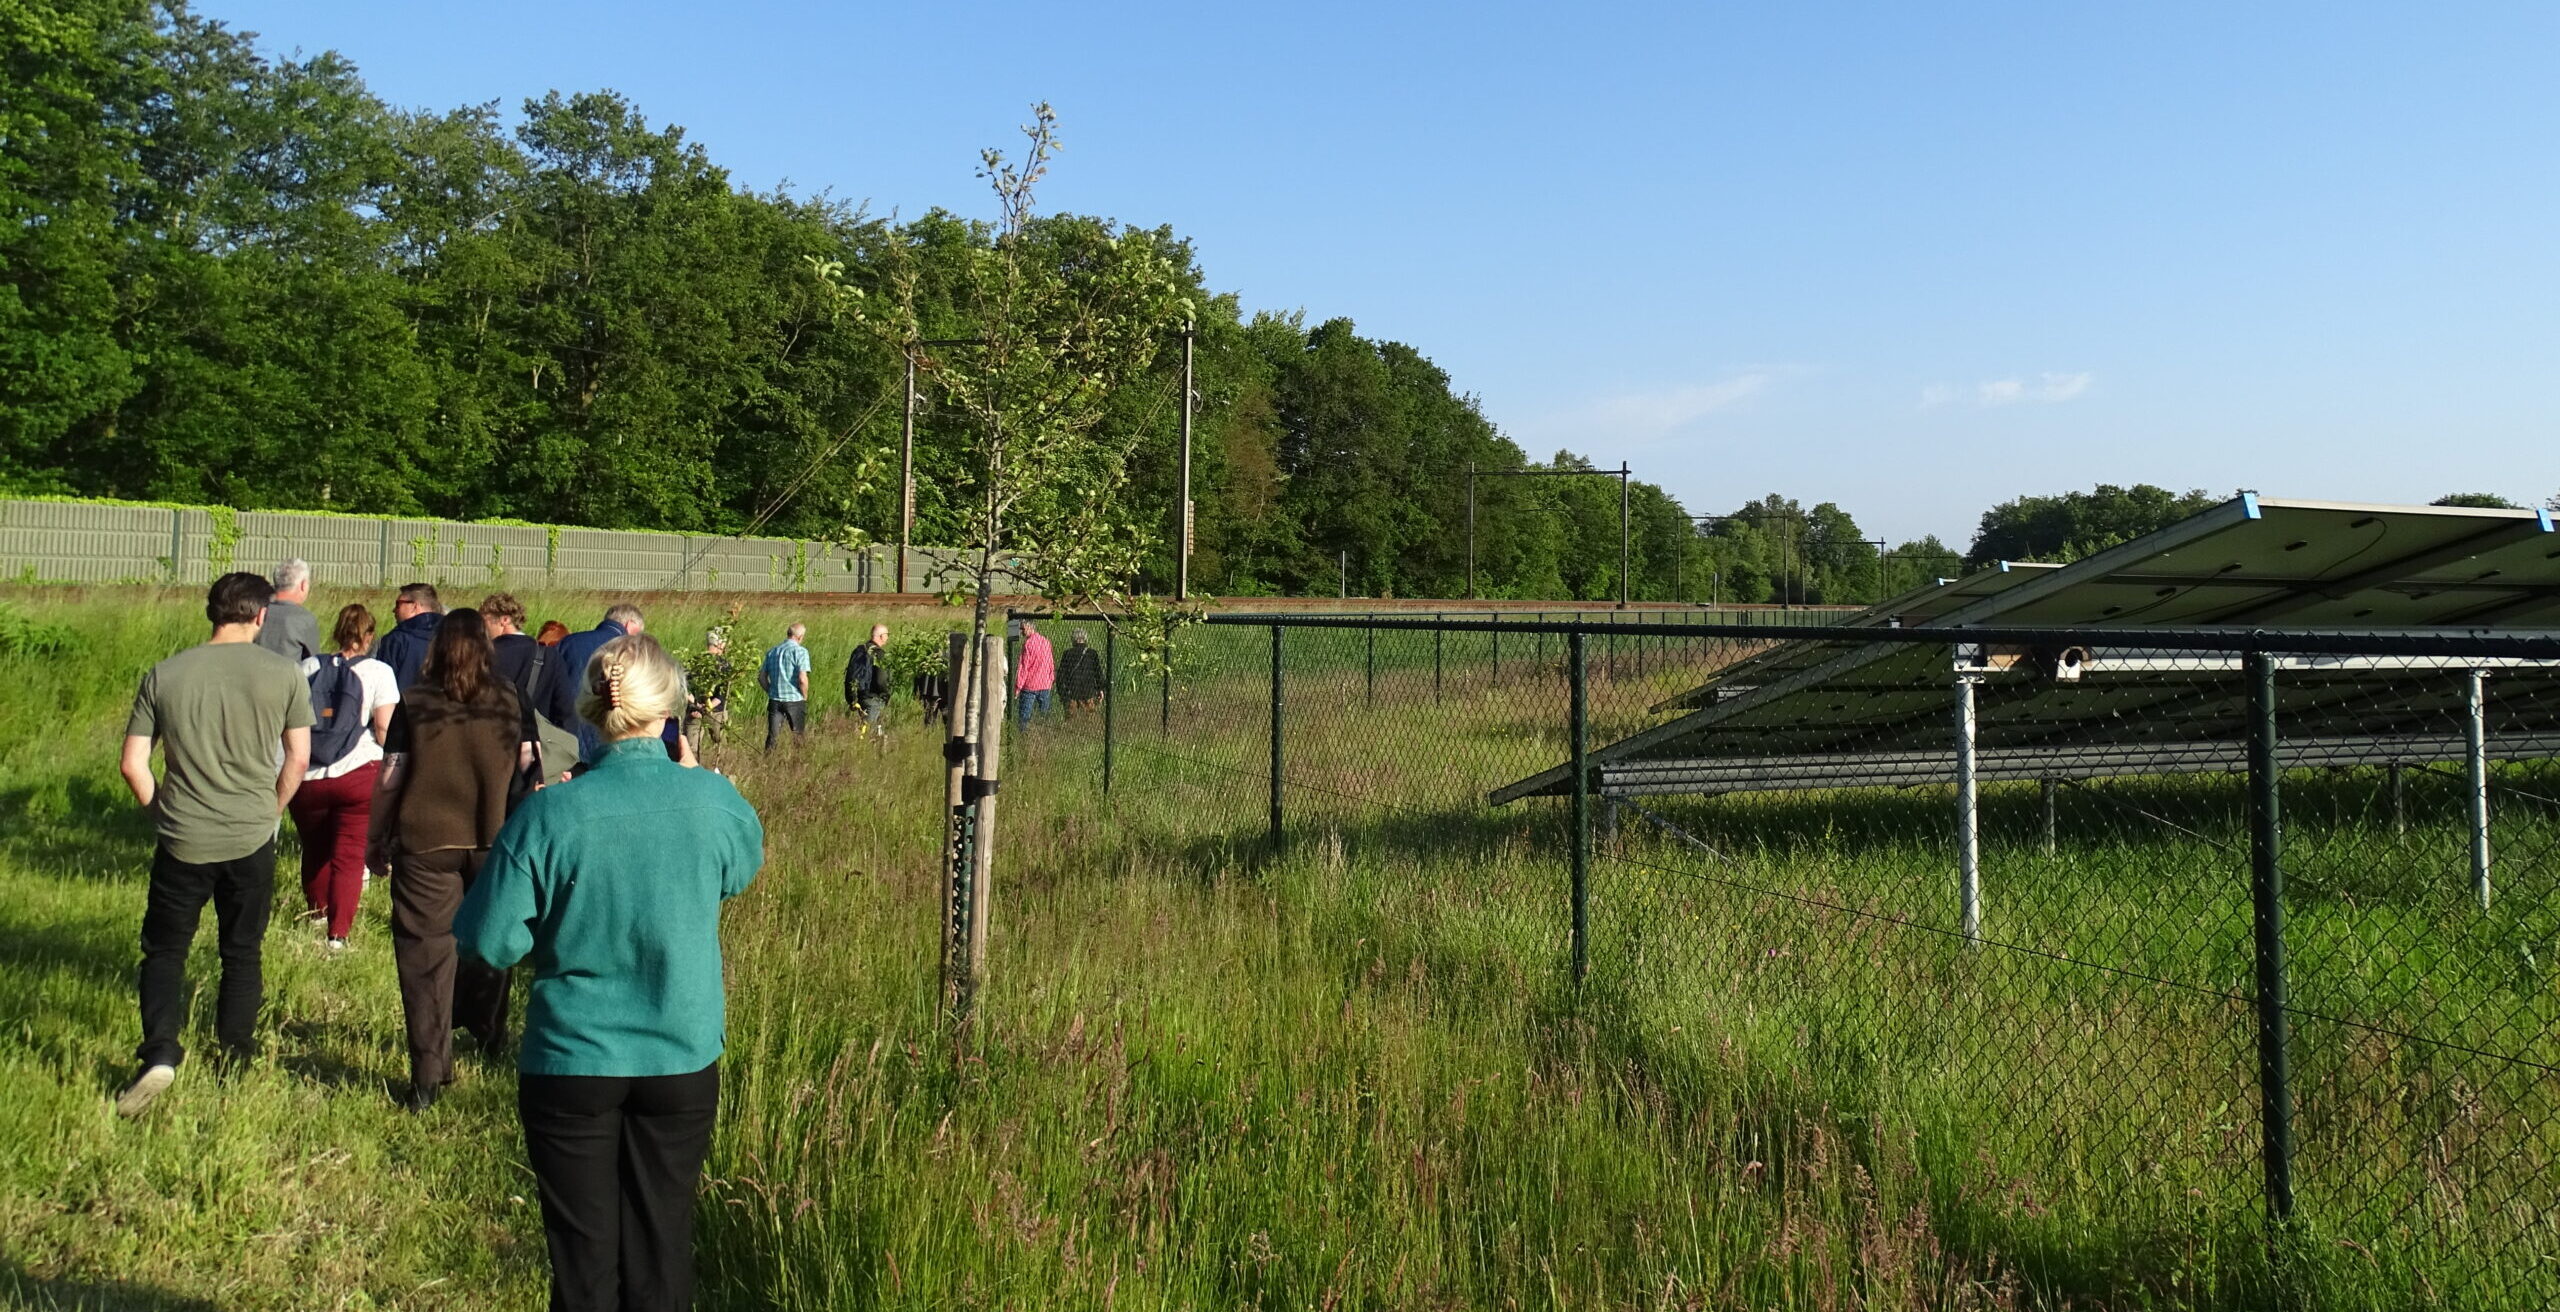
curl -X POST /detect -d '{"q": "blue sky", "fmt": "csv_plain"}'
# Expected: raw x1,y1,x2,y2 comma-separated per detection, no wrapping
215,1,2557,546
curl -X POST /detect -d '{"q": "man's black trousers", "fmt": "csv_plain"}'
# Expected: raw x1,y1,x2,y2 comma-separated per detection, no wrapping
762,700,806,750
137,839,275,1067
519,1063,720,1312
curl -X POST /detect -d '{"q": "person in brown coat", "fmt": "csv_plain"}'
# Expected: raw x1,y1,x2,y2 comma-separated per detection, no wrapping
368,608,534,1112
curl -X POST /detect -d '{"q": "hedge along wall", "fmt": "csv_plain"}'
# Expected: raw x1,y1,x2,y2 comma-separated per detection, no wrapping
0,499,1024,594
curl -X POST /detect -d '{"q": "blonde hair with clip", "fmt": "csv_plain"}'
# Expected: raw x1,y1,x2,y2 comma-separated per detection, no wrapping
577,633,686,738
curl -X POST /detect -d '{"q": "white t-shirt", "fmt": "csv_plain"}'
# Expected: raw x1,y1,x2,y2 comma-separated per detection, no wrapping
306,656,401,780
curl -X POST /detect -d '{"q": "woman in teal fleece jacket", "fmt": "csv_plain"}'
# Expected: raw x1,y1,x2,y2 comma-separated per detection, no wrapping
458,632,763,1312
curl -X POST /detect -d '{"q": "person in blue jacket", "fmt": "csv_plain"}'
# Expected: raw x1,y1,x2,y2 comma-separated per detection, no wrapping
457,632,762,1312
552,603,689,765
370,582,443,692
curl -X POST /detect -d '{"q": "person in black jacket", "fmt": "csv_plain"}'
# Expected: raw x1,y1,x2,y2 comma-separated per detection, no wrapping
842,624,890,747
1057,628,1105,717
372,583,443,693
482,593,537,689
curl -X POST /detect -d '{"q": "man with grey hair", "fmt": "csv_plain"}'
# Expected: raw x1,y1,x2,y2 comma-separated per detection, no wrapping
557,602,691,764
255,558,323,672
760,621,811,750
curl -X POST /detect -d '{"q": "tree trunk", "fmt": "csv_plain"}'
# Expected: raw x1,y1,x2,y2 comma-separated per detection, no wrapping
961,633,1007,1024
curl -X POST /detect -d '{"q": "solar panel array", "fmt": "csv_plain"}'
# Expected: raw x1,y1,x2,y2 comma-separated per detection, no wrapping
1495,496,2560,801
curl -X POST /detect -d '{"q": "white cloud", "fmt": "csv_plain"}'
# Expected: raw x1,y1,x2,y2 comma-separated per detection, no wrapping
1590,374,1770,436
1518,371,1777,449
1921,371,2094,409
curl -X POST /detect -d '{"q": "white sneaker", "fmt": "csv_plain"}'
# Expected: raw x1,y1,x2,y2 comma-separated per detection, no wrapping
115,1064,177,1118
326,937,348,955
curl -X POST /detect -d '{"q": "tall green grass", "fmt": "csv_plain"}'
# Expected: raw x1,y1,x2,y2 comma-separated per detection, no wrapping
1,590,2550,1309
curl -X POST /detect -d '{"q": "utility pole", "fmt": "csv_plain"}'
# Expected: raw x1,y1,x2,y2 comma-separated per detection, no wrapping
1177,318,1195,602
1619,461,1631,608
898,352,916,593
903,338,985,596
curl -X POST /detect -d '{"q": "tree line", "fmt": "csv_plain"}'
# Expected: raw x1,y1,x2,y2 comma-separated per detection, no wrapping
8,5,2530,604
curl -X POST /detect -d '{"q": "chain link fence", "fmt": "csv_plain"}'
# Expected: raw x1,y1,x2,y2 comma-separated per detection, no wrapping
1004,611,2560,1307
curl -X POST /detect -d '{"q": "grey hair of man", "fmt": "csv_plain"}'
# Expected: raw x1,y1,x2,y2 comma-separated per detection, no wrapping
273,558,312,598
1072,628,1089,645
787,622,806,641
603,602,645,633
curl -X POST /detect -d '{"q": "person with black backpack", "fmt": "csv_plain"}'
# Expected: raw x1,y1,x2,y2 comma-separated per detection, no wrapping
286,604,400,952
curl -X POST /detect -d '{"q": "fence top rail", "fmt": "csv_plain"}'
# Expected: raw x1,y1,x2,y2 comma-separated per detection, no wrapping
1171,614,2560,659
1007,606,2560,658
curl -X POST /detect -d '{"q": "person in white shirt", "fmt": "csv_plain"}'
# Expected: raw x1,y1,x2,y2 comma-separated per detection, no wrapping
286,603,400,950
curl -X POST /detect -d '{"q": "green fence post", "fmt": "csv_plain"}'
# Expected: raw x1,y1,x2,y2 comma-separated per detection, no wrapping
1366,625,1375,704
2246,649,2295,1222
1570,629,1590,985
1102,625,1115,795
1269,624,1285,853
1160,666,1170,735
1492,613,1502,684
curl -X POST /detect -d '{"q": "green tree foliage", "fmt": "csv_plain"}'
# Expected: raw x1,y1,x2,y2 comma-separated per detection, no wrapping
7,2,2284,610
1883,533,1962,596
2,1,1769,603
0,0,144,487
1965,484,2224,567
1684,495,1880,605
2430,492,2520,509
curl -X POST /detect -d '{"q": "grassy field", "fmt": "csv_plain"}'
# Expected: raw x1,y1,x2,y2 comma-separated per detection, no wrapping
2,590,2552,1309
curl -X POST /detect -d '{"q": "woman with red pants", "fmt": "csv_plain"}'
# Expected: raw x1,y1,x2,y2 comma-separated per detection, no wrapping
286,604,399,951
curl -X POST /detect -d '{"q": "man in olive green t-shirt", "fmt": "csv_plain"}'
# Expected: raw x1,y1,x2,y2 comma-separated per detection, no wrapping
112,572,313,1116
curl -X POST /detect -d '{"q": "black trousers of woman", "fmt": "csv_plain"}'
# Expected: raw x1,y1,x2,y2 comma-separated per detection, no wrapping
519,1064,720,1312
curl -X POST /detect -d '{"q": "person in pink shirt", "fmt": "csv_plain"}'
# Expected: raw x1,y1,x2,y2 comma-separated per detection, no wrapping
1014,621,1056,728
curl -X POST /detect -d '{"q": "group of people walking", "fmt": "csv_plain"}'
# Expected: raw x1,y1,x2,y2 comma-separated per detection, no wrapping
755,619,908,750
116,564,763,1310
1028,620,1111,722
749,617,1108,753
